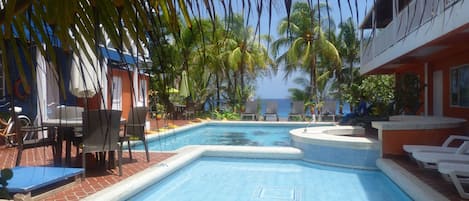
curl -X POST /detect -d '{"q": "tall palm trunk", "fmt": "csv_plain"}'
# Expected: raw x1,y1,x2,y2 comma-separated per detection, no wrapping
309,54,318,104
233,71,238,108
349,61,353,87
216,74,221,110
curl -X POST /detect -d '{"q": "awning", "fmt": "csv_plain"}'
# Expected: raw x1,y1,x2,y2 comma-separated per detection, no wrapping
100,47,139,64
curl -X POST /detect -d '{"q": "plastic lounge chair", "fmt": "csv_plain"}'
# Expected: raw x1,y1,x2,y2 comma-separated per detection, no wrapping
120,107,150,162
412,141,469,169
240,100,257,120
7,166,83,195
288,101,305,121
403,135,469,155
263,101,279,121
82,110,122,177
322,100,337,122
438,162,469,199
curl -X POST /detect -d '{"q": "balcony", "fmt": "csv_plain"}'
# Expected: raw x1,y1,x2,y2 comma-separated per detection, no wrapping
360,0,466,73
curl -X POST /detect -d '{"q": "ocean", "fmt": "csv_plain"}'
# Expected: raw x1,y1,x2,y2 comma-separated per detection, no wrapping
259,98,351,118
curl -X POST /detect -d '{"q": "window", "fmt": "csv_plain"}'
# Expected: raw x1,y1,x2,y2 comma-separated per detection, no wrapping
451,65,469,107
111,76,122,110
139,78,147,105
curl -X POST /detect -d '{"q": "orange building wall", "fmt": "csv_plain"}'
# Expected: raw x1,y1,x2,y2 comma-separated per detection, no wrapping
381,127,466,157
396,53,469,133
109,69,133,119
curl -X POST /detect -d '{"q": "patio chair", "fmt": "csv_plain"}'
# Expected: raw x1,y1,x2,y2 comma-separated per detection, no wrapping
438,162,469,199
15,125,56,166
182,105,195,120
120,107,150,162
240,100,258,120
55,106,84,163
263,101,279,121
82,110,122,177
412,141,469,169
288,101,305,121
403,135,469,155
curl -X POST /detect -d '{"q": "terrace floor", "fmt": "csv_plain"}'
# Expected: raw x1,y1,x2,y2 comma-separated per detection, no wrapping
0,119,465,200
390,156,468,201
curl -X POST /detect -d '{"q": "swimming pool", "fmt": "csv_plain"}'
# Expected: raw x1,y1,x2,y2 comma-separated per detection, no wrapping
134,123,312,151
128,157,412,201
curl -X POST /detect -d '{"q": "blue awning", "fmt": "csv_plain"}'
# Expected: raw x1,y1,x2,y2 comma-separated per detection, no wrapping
100,47,139,64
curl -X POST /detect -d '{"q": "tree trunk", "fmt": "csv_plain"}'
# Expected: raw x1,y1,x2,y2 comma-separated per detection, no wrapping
216,74,220,110
233,71,238,107
349,61,353,87
310,54,318,104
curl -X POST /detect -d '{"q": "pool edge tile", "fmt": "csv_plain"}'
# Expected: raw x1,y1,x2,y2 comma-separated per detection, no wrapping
377,158,449,201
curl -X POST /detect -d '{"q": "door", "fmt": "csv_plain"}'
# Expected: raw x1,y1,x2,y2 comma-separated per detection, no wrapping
433,70,443,116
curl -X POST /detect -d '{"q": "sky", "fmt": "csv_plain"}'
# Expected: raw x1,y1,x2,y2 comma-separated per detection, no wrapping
253,1,369,99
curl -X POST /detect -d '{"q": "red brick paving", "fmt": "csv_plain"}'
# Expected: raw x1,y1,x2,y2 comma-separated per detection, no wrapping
0,142,175,200
0,119,190,200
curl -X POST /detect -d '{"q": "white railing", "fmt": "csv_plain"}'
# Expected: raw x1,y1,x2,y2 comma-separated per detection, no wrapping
361,0,449,67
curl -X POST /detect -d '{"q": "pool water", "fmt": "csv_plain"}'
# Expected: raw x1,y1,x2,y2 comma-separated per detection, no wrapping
134,124,307,151
128,157,412,201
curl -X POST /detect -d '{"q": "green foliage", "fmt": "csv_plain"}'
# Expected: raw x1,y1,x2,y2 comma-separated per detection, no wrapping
394,73,421,115
211,110,240,120
273,2,341,104
0,168,13,199
346,74,395,116
360,75,395,116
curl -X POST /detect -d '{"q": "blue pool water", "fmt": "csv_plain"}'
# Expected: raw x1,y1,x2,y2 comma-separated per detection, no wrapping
134,124,308,151
128,157,412,201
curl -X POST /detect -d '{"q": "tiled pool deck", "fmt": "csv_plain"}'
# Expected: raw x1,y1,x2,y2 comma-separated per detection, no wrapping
0,120,466,200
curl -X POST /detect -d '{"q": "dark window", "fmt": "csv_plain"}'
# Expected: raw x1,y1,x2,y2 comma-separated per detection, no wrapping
451,65,469,107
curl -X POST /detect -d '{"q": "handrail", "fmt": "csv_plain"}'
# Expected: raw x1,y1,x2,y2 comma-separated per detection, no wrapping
303,114,317,133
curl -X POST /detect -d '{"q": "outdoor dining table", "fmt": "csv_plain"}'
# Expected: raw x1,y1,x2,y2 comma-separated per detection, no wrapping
42,118,127,167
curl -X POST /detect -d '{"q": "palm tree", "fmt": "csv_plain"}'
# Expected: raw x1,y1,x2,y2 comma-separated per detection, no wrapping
338,17,360,87
272,2,341,106
222,14,274,106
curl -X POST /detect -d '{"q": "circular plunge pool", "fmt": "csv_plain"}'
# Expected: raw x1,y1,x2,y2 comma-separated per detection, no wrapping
290,125,380,169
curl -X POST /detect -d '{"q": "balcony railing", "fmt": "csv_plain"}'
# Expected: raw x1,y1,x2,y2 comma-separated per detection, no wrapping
360,0,456,67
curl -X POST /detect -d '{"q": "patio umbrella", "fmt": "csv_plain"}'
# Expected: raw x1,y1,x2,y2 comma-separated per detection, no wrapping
69,35,101,98
179,70,190,98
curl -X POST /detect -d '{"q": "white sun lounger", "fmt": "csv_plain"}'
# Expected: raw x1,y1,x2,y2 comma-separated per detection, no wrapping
403,135,469,154
438,162,469,199
412,141,469,169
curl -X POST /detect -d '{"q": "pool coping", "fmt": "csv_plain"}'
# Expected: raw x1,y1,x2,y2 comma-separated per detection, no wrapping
290,126,380,150
82,145,303,201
